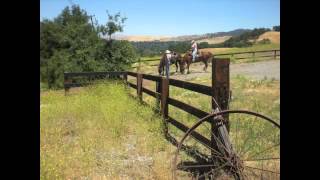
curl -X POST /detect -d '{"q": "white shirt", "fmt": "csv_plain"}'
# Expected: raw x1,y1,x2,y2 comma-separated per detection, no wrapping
192,42,197,51
166,53,172,60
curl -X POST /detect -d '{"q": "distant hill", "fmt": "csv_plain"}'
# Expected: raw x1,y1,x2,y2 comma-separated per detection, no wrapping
205,29,251,37
195,36,232,44
257,31,280,44
114,28,251,42
127,28,278,56
114,35,172,42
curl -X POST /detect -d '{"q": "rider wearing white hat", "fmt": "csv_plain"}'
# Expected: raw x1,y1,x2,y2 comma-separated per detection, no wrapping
165,50,172,64
191,40,198,62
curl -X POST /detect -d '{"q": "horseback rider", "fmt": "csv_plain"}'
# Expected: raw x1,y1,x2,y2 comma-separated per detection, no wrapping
191,40,198,62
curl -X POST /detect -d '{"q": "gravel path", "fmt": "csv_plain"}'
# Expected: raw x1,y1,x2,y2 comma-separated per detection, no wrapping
230,60,280,80
165,60,280,81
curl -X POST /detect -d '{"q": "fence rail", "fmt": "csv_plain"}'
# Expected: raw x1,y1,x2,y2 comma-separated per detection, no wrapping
167,116,212,148
131,49,280,69
64,58,230,157
168,97,210,119
142,87,160,98
143,74,162,82
213,49,280,57
127,82,137,89
169,78,212,96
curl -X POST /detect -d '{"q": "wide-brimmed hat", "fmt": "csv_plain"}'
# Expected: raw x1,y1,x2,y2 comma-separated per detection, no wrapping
191,40,195,43
165,50,171,54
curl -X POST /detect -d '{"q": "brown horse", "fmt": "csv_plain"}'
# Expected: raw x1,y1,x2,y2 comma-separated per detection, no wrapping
180,51,213,74
158,51,184,76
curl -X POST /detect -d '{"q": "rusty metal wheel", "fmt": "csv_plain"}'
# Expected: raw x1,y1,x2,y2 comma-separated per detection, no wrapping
172,110,280,180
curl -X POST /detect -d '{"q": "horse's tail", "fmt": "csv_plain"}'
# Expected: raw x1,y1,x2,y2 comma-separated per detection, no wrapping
158,61,162,74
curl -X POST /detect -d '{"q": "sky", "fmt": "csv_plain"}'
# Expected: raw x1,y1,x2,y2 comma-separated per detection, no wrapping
40,0,280,36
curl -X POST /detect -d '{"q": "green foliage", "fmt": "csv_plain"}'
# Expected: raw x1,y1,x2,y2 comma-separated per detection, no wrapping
40,5,137,89
168,41,190,53
130,27,278,56
131,41,190,56
98,11,127,40
198,42,209,49
220,28,271,48
258,38,271,44
98,40,138,71
40,82,48,91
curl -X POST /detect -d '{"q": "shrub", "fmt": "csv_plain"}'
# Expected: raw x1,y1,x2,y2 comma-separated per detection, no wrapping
258,38,271,44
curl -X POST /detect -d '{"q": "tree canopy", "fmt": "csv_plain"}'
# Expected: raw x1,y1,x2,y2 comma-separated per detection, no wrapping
40,5,137,89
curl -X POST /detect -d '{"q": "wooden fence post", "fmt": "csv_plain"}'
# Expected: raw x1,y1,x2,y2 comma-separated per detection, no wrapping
274,50,277,59
155,80,161,113
212,58,230,130
161,77,169,134
137,73,143,101
211,57,230,157
123,72,128,84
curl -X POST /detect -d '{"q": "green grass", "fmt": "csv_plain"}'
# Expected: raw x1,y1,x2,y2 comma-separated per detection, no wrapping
41,76,280,179
140,56,161,61
214,43,280,55
142,75,280,170
40,82,49,91
40,81,175,179
213,43,280,64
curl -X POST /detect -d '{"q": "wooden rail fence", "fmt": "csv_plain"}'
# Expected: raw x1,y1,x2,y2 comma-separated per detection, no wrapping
64,58,230,154
131,49,280,69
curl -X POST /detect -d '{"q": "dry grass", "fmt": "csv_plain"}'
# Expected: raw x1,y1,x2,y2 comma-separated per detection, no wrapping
40,82,176,179
199,48,233,54
115,35,173,42
115,35,230,42
200,43,280,56
257,31,280,44
196,36,232,44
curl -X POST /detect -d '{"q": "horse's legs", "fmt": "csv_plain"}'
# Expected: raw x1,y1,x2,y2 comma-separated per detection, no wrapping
187,62,190,74
203,60,208,72
175,61,178,72
160,64,164,75
165,62,170,78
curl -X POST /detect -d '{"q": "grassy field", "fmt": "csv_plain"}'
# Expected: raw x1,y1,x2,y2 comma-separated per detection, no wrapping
138,74,280,127
202,43,280,55
41,74,280,179
40,82,175,179
138,43,280,60
139,75,280,178
132,43,280,72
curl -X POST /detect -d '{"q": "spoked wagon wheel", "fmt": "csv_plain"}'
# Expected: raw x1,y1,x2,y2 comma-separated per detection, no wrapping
172,110,280,180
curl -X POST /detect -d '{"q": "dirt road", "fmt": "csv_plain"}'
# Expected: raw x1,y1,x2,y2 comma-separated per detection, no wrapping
163,60,280,81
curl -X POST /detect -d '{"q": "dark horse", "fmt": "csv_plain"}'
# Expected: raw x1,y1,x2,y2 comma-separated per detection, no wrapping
180,51,213,74
158,52,184,76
